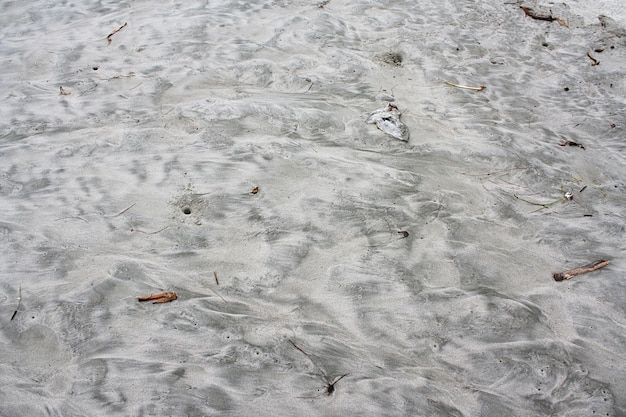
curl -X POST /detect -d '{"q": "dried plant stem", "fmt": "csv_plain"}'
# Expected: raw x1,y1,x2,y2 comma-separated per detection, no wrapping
444,81,485,91
107,22,127,44
104,202,136,217
288,339,349,398
514,194,565,211
132,225,169,235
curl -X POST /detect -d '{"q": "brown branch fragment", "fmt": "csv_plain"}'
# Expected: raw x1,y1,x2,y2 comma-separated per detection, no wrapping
553,260,609,281
587,52,600,66
520,6,568,27
138,291,177,304
558,140,585,150
107,22,127,44
444,81,485,91
214,271,219,285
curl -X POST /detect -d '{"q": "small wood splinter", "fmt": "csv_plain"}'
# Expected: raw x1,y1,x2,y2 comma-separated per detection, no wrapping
444,81,485,91
107,22,127,44
587,52,600,66
553,260,609,281
138,291,177,304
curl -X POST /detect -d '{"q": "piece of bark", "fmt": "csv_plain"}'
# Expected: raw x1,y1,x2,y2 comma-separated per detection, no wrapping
138,291,177,304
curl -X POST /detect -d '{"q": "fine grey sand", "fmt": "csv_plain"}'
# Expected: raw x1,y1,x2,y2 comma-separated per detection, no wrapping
1,1,625,416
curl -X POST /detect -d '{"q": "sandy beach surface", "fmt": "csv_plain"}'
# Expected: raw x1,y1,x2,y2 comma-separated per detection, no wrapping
1,1,625,416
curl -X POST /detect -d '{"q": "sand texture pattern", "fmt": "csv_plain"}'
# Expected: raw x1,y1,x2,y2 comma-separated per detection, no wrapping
1,1,625,416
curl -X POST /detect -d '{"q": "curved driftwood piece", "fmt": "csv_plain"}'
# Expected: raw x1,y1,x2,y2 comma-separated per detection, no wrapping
553,260,610,281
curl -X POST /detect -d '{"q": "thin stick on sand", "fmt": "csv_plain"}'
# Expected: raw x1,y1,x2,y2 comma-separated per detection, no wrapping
107,22,127,44
10,285,21,321
132,225,169,235
587,52,600,66
513,193,567,212
553,259,610,281
104,202,136,217
444,81,485,91
288,339,349,398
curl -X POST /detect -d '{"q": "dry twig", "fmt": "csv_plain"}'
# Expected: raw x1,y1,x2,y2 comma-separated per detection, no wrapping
553,260,609,281
54,216,89,223
587,52,600,66
444,81,485,91
107,22,127,44
104,202,136,217
514,193,569,212
10,285,21,321
132,225,170,235
288,339,349,398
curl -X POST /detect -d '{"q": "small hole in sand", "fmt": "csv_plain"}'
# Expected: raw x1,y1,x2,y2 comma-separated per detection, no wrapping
183,207,191,215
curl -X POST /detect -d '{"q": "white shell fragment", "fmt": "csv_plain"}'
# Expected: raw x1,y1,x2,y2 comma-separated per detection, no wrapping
366,103,410,141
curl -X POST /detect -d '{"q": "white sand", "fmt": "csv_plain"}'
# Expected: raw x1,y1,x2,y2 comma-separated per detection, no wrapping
1,1,625,415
